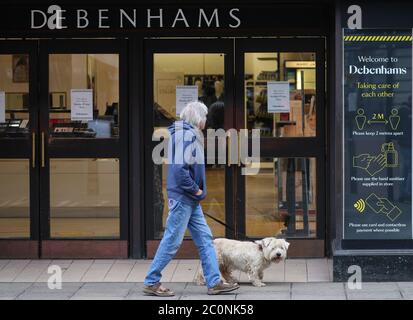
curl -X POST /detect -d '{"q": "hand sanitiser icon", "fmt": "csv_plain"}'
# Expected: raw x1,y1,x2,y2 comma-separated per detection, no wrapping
353,142,399,176
381,142,398,167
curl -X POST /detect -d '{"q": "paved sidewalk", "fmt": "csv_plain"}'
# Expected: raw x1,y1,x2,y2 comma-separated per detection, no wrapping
0,259,333,283
1,259,412,300
1,281,413,300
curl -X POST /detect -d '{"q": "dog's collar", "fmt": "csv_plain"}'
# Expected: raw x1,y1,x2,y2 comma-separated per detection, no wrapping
256,242,263,251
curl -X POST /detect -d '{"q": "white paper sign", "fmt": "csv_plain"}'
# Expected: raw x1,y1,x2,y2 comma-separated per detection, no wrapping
176,85,198,116
71,89,93,121
0,91,5,123
267,81,290,113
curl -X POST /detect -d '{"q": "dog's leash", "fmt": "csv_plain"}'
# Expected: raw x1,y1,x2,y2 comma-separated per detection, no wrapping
203,211,255,241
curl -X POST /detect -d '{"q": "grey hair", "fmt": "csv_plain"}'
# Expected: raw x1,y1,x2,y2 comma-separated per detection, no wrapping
179,101,208,128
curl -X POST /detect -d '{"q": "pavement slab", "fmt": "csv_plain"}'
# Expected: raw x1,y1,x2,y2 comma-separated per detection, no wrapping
0,282,33,300
16,282,83,300
70,282,135,300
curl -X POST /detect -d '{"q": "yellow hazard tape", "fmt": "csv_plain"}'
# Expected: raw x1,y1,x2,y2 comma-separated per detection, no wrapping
344,35,412,41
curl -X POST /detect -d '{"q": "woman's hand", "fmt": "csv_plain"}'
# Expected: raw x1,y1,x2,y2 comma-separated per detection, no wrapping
195,189,203,196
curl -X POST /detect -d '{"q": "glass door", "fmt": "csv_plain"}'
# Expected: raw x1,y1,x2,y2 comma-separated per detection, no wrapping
235,38,326,257
38,40,128,258
144,39,235,257
144,38,326,257
0,41,39,258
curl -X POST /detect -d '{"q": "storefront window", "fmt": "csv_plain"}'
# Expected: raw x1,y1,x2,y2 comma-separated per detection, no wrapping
49,54,119,139
152,53,225,238
0,54,30,139
245,157,317,238
244,52,316,137
0,159,30,238
49,158,120,238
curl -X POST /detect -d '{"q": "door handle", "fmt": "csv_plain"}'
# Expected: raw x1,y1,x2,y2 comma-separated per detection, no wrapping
227,134,231,167
32,132,35,168
41,132,45,168
238,133,241,167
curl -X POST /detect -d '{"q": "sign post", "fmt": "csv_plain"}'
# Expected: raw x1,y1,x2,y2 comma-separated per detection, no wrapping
343,30,412,240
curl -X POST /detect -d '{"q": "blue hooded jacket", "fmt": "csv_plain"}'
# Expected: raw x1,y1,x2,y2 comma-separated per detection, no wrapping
166,120,207,205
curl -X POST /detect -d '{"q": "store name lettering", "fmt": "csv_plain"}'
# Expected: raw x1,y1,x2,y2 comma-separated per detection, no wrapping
348,56,407,75
31,5,242,30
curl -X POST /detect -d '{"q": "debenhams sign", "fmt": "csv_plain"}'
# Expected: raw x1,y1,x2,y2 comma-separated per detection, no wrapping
31,5,241,30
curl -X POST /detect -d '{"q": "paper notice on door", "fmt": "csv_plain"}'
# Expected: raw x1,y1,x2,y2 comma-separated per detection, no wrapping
71,89,93,121
176,85,198,116
0,91,5,123
267,81,290,113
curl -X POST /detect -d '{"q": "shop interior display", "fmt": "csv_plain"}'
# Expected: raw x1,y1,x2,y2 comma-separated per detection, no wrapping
50,102,119,138
0,119,29,137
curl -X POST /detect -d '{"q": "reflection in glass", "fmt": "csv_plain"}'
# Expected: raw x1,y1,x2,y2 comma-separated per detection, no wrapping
49,54,119,139
0,54,30,139
153,53,225,129
0,160,30,238
245,158,317,238
50,158,120,238
244,52,316,137
152,53,226,239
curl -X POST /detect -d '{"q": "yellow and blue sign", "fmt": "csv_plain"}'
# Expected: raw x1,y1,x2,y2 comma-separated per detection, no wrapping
343,29,412,240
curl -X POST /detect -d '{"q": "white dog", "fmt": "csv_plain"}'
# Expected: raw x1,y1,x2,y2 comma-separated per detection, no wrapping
196,237,290,287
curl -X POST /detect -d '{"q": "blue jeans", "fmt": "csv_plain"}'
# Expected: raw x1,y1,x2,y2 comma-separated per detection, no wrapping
144,199,221,289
